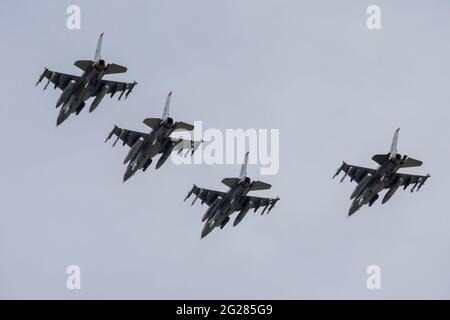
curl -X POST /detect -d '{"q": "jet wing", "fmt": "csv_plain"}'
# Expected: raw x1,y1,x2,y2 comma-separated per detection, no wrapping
386,172,430,192
333,162,377,183
37,68,80,91
105,125,149,148
95,79,137,100
188,185,226,206
235,195,280,214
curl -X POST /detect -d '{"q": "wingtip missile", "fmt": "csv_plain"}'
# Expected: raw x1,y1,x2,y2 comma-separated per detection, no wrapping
124,81,137,100
184,186,195,202
36,68,48,86
267,197,280,214
417,174,430,191
333,162,345,179
105,125,116,143
105,125,117,143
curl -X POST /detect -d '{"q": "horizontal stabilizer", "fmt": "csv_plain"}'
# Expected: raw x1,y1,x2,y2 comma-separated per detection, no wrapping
143,118,161,129
250,181,272,191
372,154,389,165
401,157,423,168
173,121,194,131
222,178,239,188
74,60,93,71
105,63,127,75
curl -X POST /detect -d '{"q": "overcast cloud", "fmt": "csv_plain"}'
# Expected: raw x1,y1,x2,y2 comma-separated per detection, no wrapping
1,0,449,299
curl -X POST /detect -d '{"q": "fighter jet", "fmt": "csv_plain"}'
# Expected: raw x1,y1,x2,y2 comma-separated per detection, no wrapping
184,152,280,239
333,128,430,216
36,33,137,126
105,92,202,182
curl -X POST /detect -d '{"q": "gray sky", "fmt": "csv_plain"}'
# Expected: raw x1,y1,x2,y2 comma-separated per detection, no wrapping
1,0,450,299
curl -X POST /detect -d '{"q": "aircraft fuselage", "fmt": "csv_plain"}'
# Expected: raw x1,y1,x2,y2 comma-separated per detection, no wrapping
123,120,175,181
201,179,251,238
349,155,403,215
57,61,106,125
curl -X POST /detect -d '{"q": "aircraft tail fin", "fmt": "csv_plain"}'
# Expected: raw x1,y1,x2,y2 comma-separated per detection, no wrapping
389,128,400,158
239,152,249,179
400,157,423,168
94,33,104,63
162,92,172,119
105,63,127,74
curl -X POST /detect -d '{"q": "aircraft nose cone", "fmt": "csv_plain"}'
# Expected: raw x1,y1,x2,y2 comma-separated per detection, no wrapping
201,224,211,239
348,204,358,217
56,116,64,127
123,168,133,182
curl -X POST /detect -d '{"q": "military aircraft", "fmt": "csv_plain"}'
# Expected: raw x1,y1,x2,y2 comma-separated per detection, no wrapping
333,128,430,216
184,152,280,239
36,33,137,126
105,92,202,182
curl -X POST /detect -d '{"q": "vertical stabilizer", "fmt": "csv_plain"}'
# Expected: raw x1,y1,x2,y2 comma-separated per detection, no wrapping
94,33,104,63
389,128,400,158
239,152,249,179
162,92,172,119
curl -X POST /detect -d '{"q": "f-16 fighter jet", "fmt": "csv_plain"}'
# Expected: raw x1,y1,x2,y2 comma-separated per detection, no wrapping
36,33,137,126
105,92,202,182
185,152,280,239
333,128,430,216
